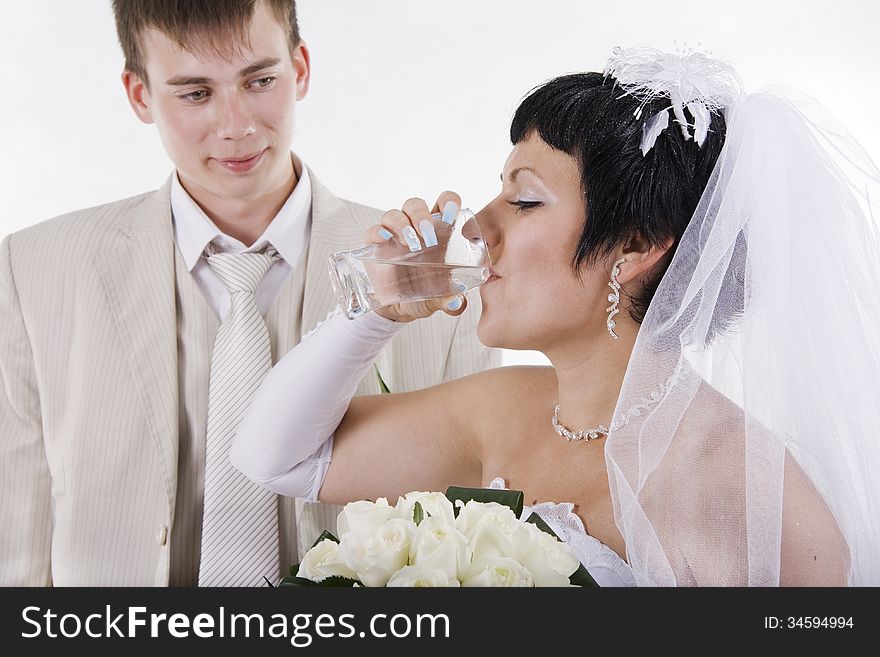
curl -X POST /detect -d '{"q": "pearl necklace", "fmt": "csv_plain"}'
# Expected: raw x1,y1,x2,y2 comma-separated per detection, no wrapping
551,404,618,441
551,374,676,442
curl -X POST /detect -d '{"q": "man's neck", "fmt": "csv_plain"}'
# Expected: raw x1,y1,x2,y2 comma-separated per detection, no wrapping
179,165,298,247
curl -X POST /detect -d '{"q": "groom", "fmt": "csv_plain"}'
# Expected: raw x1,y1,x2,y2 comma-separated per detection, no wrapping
0,0,496,586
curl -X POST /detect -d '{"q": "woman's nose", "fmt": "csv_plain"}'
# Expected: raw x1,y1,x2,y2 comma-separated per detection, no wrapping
475,205,502,257
461,215,482,244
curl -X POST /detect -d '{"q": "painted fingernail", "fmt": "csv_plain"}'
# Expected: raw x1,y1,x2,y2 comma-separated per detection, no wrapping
430,212,442,220
441,200,458,224
378,228,393,240
447,296,463,311
419,219,438,247
453,281,467,292
402,225,422,251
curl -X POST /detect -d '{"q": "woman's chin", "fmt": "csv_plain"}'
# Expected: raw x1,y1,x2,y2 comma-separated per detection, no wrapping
477,316,528,351
476,316,504,349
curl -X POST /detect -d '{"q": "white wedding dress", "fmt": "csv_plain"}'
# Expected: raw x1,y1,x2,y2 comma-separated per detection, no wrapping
487,477,636,587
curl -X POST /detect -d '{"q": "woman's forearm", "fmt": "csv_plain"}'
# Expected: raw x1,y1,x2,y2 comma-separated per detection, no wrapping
232,310,404,497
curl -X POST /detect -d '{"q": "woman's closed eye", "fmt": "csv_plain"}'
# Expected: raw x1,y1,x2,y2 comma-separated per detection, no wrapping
508,200,543,214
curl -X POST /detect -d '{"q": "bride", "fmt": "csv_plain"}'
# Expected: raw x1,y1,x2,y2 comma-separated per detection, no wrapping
233,47,880,586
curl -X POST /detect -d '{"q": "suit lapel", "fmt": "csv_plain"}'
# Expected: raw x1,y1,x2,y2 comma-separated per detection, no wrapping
300,170,367,335
94,177,179,507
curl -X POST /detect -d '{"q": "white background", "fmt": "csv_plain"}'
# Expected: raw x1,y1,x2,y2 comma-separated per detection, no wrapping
2,0,879,365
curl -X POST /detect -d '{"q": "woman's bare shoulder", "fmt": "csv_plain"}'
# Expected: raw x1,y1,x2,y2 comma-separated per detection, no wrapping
448,365,557,402
428,365,556,442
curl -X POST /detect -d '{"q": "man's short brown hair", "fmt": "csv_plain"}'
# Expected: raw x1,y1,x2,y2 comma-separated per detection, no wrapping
112,0,300,86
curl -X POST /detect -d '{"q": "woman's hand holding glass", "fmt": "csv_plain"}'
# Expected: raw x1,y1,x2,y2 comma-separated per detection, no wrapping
336,191,490,323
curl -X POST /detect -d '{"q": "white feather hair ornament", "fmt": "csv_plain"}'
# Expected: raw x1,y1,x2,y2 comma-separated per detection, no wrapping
604,45,743,155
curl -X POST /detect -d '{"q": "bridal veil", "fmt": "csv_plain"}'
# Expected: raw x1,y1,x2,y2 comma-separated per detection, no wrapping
604,48,880,585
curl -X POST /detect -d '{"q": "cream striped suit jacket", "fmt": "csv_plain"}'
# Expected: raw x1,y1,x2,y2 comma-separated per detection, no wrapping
0,170,498,585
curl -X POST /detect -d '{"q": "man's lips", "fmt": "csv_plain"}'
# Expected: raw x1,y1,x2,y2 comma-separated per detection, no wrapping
218,151,264,163
214,149,266,172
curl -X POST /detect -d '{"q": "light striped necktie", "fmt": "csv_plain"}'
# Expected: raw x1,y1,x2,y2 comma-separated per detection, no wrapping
199,245,280,587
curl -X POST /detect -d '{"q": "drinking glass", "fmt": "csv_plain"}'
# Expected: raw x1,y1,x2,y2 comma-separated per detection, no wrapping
329,208,490,319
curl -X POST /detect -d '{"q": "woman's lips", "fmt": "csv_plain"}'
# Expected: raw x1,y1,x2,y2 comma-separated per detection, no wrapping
216,149,266,173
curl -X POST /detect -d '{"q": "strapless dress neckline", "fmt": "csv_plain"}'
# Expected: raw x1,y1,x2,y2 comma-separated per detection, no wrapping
488,477,636,587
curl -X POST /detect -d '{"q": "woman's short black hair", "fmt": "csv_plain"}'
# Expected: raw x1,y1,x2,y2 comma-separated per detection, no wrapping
510,72,727,323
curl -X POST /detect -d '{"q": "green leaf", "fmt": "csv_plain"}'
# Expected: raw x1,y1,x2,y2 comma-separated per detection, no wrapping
310,530,340,549
279,574,318,587
524,512,599,588
524,511,557,537
568,564,600,588
413,501,425,526
278,575,361,587
375,365,391,394
316,575,361,587
445,486,524,519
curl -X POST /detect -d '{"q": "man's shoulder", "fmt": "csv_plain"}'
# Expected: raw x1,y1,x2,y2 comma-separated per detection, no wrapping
307,169,382,229
323,193,382,229
11,189,160,247
335,195,382,216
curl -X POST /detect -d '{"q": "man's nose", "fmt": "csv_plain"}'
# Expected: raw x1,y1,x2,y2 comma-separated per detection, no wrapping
214,92,256,140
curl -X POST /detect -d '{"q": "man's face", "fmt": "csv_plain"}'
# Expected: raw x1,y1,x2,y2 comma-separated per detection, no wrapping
123,2,309,205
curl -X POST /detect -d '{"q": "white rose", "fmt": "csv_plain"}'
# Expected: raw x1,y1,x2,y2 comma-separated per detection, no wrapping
409,516,468,580
336,498,397,538
296,538,358,583
386,565,461,587
340,517,415,587
395,491,456,526
454,500,518,539
461,557,533,587
516,527,580,587
456,502,524,577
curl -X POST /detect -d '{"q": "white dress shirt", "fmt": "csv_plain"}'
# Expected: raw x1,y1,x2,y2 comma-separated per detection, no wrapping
170,158,312,319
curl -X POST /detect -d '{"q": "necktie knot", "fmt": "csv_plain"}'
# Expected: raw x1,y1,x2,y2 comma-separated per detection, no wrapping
205,246,279,294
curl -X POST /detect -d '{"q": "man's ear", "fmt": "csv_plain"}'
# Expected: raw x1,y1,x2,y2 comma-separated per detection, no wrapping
614,233,675,286
122,70,155,124
292,41,311,100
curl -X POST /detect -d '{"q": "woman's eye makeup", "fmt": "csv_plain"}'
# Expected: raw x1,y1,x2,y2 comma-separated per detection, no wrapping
508,199,543,213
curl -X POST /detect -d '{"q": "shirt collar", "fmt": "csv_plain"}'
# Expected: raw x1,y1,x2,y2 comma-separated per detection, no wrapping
171,155,312,271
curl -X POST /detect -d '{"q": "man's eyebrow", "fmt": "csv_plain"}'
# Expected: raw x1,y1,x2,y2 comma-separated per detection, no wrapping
238,57,282,78
165,57,282,86
166,74,211,86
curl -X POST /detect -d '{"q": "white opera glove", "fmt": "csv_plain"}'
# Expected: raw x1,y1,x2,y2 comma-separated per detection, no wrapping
231,309,404,499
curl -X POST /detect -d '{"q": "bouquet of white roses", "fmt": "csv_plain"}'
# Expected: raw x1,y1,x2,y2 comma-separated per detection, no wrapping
280,487,597,587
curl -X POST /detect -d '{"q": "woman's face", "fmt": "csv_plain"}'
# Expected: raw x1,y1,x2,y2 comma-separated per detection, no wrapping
476,132,610,351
